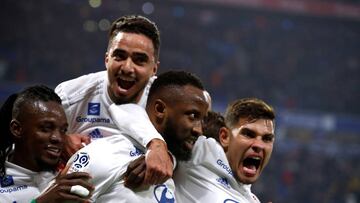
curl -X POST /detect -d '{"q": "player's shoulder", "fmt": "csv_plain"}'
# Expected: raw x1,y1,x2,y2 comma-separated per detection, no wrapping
55,71,106,106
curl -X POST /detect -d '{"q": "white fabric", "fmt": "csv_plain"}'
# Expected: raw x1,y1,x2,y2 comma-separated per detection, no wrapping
55,71,161,147
109,103,176,169
0,162,56,203
174,136,261,203
66,128,176,202
109,103,164,150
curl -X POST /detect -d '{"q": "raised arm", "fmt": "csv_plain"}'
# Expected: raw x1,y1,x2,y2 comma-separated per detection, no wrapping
109,104,173,186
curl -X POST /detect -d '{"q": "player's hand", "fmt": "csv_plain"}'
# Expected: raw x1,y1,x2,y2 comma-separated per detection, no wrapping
144,139,173,185
62,134,91,161
124,155,147,189
36,165,94,203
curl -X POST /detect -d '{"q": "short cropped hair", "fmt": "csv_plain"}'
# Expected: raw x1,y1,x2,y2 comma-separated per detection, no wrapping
147,70,204,104
224,98,275,129
202,111,226,142
108,15,160,60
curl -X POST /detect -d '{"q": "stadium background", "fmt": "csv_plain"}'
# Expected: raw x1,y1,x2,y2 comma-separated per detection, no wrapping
0,0,359,202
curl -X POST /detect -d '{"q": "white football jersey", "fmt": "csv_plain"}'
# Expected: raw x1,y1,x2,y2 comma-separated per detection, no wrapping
174,136,261,203
0,162,56,203
66,127,176,202
55,71,162,147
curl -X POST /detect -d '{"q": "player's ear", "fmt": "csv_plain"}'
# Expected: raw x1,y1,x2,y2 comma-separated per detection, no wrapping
154,99,166,121
105,52,109,65
10,119,22,140
219,127,230,152
151,60,159,76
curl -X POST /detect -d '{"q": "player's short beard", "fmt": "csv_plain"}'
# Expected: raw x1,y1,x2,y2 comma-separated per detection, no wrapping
163,120,192,161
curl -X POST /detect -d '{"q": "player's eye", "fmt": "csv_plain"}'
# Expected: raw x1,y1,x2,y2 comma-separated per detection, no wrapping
132,53,149,66
112,50,128,61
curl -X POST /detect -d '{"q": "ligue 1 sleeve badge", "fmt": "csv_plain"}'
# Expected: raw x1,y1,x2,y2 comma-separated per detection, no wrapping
68,152,90,173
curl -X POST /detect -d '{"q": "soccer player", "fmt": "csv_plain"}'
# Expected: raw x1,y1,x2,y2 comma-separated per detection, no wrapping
174,98,275,203
65,71,208,202
0,85,93,203
55,15,172,185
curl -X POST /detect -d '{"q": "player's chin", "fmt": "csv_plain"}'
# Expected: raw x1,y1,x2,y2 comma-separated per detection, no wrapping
40,158,60,170
237,169,260,184
173,146,192,162
112,87,138,104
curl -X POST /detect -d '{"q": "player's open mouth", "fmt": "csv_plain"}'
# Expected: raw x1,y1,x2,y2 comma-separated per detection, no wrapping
117,78,135,90
242,156,261,176
46,145,62,157
184,135,198,150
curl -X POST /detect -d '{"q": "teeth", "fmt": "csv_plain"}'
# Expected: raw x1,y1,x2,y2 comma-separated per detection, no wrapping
47,146,60,153
119,77,135,82
251,157,261,160
49,149,59,153
185,136,197,145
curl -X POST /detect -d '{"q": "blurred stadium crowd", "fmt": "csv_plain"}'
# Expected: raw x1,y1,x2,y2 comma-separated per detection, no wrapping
0,0,359,202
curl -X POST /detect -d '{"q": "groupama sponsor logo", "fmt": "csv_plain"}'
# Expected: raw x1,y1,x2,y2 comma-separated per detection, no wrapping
76,116,110,123
216,159,233,176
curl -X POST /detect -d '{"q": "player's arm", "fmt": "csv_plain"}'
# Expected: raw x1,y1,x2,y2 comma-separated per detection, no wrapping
124,155,146,189
61,134,91,162
55,82,92,162
36,165,94,203
109,104,173,186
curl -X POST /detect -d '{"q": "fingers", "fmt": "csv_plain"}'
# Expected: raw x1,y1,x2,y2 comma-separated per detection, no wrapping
144,139,173,185
80,134,91,145
56,172,94,194
143,149,173,185
61,134,88,161
125,155,146,189
57,189,92,202
125,155,146,177
144,164,172,185
36,176,94,203
62,171,92,181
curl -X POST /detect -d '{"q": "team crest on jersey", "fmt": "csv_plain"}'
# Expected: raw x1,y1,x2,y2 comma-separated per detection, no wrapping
0,175,14,187
153,184,175,203
224,199,239,203
88,103,100,115
69,152,90,173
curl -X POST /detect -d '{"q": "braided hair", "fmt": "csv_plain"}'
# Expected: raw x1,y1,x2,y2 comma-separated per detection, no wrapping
0,85,62,179
0,93,18,179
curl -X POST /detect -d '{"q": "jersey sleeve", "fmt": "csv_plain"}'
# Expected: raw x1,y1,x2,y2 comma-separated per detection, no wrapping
55,80,70,108
137,75,156,108
108,103,164,148
65,140,129,202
